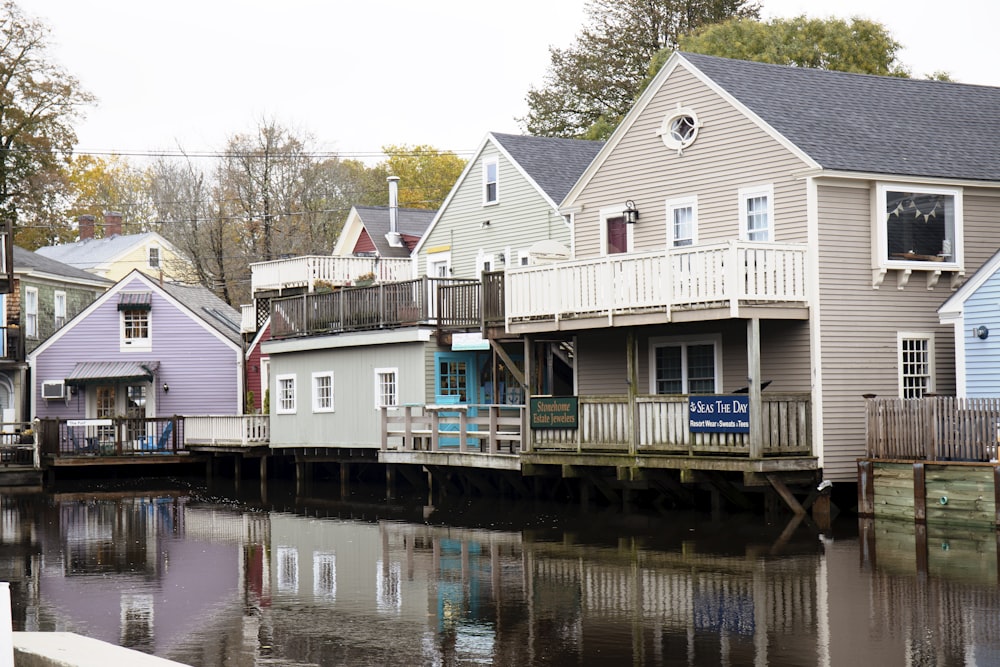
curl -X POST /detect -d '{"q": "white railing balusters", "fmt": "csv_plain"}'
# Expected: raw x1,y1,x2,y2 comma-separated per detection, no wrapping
505,242,807,324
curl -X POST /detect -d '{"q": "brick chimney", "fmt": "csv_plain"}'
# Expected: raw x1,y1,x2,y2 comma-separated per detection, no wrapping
78,214,96,241
104,211,123,237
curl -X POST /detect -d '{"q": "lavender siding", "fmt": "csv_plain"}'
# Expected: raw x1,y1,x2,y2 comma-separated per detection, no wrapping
32,275,241,419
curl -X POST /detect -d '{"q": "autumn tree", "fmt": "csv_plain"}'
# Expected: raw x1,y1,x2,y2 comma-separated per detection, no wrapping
521,0,759,139
0,1,95,252
380,145,465,209
676,16,910,77
65,154,155,235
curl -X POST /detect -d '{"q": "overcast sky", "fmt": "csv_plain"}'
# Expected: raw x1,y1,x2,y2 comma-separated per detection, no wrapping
14,0,1000,163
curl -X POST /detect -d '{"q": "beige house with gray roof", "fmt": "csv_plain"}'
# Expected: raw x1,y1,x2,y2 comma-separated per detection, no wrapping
503,51,1000,485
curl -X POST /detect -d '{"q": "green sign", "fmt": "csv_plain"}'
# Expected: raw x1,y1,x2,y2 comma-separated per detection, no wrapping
530,396,578,429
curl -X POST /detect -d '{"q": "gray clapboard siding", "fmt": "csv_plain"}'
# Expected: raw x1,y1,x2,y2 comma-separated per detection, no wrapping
572,64,810,257
268,341,436,449
417,144,570,279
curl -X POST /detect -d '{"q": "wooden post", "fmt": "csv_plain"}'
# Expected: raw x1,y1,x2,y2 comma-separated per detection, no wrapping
523,334,533,453
627,329,637,456
857,460,875,516
913,463,926,522
386,465,396,501
748,318,763,459
340,462,350,497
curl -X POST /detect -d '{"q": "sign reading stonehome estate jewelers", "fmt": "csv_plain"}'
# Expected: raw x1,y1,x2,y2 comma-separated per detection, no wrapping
688,396,750,434
530,396,579,429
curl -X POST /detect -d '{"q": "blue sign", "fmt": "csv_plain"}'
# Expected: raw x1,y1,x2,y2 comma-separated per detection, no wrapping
689,396,750,434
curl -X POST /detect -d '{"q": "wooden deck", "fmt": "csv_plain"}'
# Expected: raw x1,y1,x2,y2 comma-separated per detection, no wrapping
380,394,817,478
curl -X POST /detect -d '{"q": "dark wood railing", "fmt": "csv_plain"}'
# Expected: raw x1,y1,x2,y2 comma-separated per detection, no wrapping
38,417,183,458
866,396,1000,462
270,276,480,339
481,270,505,326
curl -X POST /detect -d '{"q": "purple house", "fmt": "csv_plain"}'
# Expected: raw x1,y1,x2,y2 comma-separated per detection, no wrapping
28,270,244,422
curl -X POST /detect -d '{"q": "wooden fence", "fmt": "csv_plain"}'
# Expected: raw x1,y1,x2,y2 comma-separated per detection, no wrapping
866,396,1000,461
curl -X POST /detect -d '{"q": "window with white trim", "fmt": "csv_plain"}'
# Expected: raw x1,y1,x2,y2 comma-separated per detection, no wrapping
649,336,721,394
898,333,935,398
276,374,297,414
427,251,450,278
120,308,151,351
148,246,160,269
24,287,38,339
659,107,701,153
666,196,697,247
54,291,66,329
879,183,961,266
739,185,773,242
483,157,498,205
312,371,334,413
374,367,398,409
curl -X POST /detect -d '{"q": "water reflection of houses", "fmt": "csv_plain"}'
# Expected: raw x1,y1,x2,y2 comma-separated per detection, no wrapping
29,493,256,657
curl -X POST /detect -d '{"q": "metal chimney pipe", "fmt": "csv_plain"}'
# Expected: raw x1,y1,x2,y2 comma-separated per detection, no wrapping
387,176,399,234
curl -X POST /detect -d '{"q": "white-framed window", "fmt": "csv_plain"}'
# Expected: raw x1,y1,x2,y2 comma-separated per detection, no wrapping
374,367,398,410
600,205,634,255
659,106,701,153
276,374,297,414
427,251,451,278
648,335,722,394
483,157,498,205
878,183,962,268
666,196,698,247
739,184,774,242
312,371,334,413
54,291,66,329
24,287,38,339
476,250,496,274
147,246,160,269
120,309,151,351
898,332,935,398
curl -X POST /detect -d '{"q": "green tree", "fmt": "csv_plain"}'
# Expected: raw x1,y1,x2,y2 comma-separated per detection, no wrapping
521,0,759,139
380,144,465,209
0,2,95,251
677,16,909,77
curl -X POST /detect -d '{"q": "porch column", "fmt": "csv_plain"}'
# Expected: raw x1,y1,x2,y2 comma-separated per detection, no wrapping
523,334,533,453
627,329,638,455
748,318,764,459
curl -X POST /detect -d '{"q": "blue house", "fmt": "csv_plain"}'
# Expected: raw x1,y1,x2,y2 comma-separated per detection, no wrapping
939,249,1000,397
28,270,244,423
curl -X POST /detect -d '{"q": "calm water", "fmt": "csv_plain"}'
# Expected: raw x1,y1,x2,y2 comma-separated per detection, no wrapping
2,477,999,666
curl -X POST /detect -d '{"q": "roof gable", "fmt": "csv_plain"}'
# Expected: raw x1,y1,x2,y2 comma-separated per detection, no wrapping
28,270,242,359
353,206,436,257
414,132,603,255
35,232,185,272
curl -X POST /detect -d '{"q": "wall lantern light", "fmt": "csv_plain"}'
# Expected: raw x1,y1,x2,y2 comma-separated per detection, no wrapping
623,200,639,224
975,325,990,340
162,383,170,393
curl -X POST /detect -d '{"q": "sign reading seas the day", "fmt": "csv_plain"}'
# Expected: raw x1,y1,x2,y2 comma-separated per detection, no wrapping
688,396,750,434
530,397,579,429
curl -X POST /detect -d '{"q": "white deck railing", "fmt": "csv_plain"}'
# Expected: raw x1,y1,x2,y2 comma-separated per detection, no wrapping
184,415,270,447
505,241,807,324
250,255,413,295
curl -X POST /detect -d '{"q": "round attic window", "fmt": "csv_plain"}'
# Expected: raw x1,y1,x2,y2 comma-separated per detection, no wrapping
659,108,700,152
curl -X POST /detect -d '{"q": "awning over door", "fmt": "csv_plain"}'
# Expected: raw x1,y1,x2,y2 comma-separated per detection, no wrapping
64,360,159,386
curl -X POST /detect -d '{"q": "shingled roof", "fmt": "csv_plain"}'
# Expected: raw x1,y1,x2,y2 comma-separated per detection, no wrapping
353,206,436,258
14,246,113,285
158,280,242,344
490,132,604,203
680,52,1000,182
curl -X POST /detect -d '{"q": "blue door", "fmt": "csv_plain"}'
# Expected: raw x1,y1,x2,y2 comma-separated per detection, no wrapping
435,352,480,447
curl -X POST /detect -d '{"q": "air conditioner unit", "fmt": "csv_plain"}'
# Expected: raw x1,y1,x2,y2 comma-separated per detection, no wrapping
42,380,65,399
